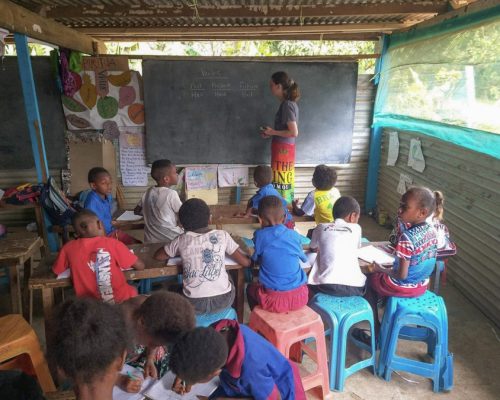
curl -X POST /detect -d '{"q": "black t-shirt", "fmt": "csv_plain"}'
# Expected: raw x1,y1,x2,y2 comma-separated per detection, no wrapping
273,100,299,144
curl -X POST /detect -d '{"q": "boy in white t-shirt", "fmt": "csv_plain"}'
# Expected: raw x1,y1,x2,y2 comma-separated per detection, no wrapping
308,196,366,297
154,198,251,314
134,159,184,243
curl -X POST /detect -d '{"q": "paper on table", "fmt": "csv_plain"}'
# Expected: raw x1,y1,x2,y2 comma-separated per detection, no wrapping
117,211,144,222
113,365,155,400
57,269,71,279
358,245,395,265
144,371,218,400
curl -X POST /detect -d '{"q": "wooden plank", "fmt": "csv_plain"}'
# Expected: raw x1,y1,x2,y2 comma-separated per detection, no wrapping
41,3,447,20
0,0,104,55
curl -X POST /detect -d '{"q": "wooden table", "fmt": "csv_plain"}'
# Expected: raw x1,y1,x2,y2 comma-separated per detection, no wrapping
0,236,43,318
28,243,247,334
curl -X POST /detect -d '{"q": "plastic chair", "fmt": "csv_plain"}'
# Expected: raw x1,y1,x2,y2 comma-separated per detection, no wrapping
309,294,376,391
195,307,237,327
248,306,330,398
378,291,453,392
0,315,56,393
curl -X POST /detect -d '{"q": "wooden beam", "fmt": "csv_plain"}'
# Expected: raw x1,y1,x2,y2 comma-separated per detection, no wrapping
0,0,105,54
40,3,448,20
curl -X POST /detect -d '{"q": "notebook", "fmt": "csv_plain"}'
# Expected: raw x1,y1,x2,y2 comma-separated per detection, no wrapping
357,245,395,265
117,211,144,222
112,365,155,400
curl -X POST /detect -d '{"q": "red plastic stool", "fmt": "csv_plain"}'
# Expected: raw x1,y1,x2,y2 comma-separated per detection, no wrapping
249,306,330,399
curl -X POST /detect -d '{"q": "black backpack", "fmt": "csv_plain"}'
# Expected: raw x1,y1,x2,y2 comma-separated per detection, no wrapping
39,177,79,227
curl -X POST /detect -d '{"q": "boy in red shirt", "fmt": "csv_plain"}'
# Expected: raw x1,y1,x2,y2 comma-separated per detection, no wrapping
53,210,145,303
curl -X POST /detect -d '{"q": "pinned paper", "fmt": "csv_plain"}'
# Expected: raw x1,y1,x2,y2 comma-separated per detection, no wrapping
397,173,413,195
185,166,217,191
408,138,426,172
218,165,249,187
387,131,399,166
119,127,149,186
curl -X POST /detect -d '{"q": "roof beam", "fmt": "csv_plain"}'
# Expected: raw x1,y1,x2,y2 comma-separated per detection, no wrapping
77,23,409,41
40,3,447,20
0,0,105,54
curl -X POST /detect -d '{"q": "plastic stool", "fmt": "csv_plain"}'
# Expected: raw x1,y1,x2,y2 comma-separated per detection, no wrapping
378,291,453,392
0,315,56,393
248,306,330,398
310,294,376,391
195,307,237,327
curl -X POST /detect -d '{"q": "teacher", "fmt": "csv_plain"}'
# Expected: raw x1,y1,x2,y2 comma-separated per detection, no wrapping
261,71,300,203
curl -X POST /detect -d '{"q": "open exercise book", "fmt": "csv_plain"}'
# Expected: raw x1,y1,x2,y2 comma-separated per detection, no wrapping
357,245,395,265
113,365,218,400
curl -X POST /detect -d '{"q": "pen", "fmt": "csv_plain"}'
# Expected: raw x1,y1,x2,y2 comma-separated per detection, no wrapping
181,380,187,393
127,371,139,381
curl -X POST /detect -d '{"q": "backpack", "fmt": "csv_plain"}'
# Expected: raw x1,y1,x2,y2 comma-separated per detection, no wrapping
39,177,79,226
3,183,42,205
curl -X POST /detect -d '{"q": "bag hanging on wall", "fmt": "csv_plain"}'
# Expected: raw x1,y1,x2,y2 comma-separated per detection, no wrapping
39,177,80,227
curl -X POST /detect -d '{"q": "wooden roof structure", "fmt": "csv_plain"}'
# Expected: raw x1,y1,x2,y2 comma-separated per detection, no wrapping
7,0,475,42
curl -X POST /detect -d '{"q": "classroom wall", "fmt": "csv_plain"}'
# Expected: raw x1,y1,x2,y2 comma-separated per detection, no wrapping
377,129,500,327
121,74,375,209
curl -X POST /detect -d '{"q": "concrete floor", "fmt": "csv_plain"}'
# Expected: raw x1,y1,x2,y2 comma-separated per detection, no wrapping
1,216,500,399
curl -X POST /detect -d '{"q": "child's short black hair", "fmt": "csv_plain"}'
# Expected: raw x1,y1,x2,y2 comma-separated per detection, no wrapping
178,198,210,231
312,165,337,191
169,327,228,384
254,165,273,187
137,291,195,343
151,159,174,182
333,196,360,219
258,195,284,222
88,167,110,183
48,297,128,384
406,187,436,217
72,209,98,229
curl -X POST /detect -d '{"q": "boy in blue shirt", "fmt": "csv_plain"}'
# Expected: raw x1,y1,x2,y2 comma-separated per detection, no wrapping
247,195,308,313
242,165,294,229
169,320,306,400
84,167,139,245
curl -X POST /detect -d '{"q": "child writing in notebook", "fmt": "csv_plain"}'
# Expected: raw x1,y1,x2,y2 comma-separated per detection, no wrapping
84,167,140,245
48,297,129,400
292,164,341,224
308,196,366,298
241,165,294,229
52,210,145,303
247,195,308,313
169,321,306,400
357,186,438,343
117,291,196,393
154,198,251,315
134,159,184,243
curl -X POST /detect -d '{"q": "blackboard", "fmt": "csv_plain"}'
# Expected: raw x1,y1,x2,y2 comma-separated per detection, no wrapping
0,57,66,169
143,60,358,165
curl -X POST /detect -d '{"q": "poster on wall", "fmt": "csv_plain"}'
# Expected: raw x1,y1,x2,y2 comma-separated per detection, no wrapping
185,166,218,191
387,131,399,166
62,69,144,131
408,138,426,172
217,165,249,187
119,127,149,187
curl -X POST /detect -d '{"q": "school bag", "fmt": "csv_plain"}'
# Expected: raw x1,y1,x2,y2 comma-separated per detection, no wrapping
39,177,79,227
2,183,42,205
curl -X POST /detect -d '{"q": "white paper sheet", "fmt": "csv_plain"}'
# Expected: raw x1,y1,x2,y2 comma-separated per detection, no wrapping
117,211,144,222
358,245,395,265
397,173,413,195
144,371,218,400
113,365,155,400
56,269,71,279
217,165,249,187
387,131,399,166
119,128,150,187
408,138,426,172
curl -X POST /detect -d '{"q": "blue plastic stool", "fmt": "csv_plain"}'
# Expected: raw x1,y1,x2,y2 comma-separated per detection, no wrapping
310,294,376,391
195,307,237,327
378,291,453,392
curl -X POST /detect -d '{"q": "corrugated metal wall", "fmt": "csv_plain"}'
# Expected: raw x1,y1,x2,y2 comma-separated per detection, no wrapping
377,129,500,327
0,74,374,225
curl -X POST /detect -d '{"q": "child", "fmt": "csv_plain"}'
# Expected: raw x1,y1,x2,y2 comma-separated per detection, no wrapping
242,165,294,229
48,297,129,400
118,291,196,393
154,198,251,315
84,167,140,245
308,196,366,297
292,164,341,224
134,159,184,243
359,187,439,342
53,209,145,303
246,195,308,313
169,321,306,400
